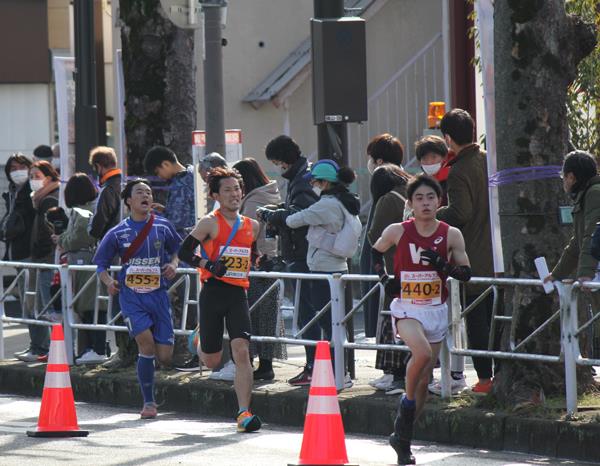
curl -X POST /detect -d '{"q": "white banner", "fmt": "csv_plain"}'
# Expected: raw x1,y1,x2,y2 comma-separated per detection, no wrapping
476,0,504,274
52,56,76,208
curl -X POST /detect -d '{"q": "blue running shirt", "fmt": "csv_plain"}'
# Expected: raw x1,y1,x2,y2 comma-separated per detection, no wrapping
94,215,182,290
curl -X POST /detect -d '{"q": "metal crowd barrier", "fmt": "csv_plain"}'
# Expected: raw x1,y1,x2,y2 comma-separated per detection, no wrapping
1,260,598,414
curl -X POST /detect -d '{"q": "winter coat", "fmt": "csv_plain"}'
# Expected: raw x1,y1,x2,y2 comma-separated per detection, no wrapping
286,187,360,272
58,201,100,314
30,188,59,263
553,176,600,280
89,172,121,240
240,180,281,257
164,165,196,236
2,181,35,260
367,186,406,280
268,157,319,263
437,143,494,289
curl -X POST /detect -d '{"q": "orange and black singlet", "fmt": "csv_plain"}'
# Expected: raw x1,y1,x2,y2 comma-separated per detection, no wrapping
199,209,254,289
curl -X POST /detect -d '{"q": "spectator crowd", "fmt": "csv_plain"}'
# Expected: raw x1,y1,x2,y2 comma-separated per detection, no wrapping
2,106,599,401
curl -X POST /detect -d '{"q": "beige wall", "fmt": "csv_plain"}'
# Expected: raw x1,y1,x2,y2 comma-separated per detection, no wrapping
195,0,316,176
48,0,70,50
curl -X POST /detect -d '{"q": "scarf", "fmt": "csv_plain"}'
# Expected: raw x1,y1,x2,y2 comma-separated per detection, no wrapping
31,180,60,209
100,168,122,186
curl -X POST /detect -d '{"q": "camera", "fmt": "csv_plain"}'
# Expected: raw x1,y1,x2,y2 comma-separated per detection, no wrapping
265,224,278,239
45,206,69,235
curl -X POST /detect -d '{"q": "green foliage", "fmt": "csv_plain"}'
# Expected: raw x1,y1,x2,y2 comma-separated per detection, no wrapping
566,0,600,156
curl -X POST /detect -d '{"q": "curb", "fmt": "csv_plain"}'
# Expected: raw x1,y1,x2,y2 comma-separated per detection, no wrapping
1,362,599,462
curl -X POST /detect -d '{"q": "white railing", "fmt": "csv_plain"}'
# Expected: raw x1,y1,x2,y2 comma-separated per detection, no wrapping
0,260,597,415
348,33,445,202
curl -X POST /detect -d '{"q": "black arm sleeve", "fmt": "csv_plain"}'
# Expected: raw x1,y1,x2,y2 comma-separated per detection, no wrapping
371,247,387,279
445,264,472,282
179,235,202,268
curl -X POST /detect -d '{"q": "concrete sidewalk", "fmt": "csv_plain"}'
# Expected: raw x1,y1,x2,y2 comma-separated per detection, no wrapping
2,322,600,463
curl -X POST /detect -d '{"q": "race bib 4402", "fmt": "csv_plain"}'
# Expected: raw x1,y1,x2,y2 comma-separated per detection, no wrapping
400,271,442,305
219,246,251,279
125,265,161,293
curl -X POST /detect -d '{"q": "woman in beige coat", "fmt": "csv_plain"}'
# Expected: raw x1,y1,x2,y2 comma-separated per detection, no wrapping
234,158,287,380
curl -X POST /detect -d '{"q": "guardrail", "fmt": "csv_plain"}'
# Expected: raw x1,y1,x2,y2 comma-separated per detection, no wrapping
0,261,597,414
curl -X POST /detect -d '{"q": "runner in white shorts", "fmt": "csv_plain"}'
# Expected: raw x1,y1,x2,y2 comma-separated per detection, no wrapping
371,174,471,465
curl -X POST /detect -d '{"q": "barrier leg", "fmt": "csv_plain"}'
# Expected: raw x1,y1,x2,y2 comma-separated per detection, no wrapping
0,266,5,360
560,282,578,417
329,275,346,390
60,267,75,365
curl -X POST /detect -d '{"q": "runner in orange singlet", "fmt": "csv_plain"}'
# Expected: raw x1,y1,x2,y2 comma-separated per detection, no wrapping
178,167,262,433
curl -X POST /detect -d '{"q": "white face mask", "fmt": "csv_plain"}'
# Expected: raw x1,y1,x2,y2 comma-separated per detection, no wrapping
422,163,442,176
11,170,29,186
367,158,377,175
30,179,45,192
312,186,322,196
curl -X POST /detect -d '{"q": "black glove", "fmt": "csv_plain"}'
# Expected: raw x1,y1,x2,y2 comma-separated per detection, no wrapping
420,249,447,272
384,279,401,297
206,260,227,278
257,255,273,272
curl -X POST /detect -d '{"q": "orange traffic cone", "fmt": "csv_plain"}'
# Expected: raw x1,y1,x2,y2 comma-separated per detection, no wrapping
27,324,89,437
289,341,357,466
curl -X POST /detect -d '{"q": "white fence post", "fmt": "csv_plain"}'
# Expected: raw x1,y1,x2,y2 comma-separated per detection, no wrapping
330,274,346,390
60,265,75,365
559,281,578,416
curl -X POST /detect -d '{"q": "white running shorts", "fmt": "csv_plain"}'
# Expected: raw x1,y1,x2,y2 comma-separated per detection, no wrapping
390,299,448,344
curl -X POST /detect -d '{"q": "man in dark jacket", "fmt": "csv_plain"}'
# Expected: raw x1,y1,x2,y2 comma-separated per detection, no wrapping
88,146,134,368
437,109,495,394
259,135,318,385
89,146,122,239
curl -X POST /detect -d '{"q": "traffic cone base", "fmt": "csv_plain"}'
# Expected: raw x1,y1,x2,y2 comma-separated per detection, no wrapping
27,325,89,438
290,341,357,466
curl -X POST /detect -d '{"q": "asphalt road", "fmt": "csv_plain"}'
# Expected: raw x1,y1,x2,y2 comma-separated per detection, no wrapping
0,394,595,466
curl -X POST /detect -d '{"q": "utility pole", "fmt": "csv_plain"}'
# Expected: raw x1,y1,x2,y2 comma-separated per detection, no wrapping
74,0,99,173
203,2,226,156
313,0,348,165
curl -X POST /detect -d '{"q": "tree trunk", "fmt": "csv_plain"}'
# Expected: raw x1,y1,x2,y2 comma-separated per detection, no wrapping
494,0,596,406
120,0,196,175
115,1,196,366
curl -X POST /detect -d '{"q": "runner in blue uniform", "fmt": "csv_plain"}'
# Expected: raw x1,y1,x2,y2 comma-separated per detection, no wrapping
94,179,181,419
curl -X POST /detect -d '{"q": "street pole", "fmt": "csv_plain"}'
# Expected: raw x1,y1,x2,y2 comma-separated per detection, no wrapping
313,0,348,165
203,3,226,156
74,0,99,174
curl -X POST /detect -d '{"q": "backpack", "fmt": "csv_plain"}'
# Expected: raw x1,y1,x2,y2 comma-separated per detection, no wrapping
308,199,362,259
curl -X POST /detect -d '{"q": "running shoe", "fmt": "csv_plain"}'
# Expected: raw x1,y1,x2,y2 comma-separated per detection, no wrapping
470,379,493,394
288,367,312,386
140,403,158,419
175,355,201,372
343,373,353,389
76,349,108,365
236,410,262,433
374,374,395,391
428,376,468,396
218,361,236,381
16,350,44,362
369,373,392,388
385,378,406,396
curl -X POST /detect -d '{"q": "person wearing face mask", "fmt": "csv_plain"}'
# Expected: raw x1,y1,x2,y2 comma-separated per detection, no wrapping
1,154,35,261
14,160,60,363
257,135,318,386
414,135,455,207
259,159,361,388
